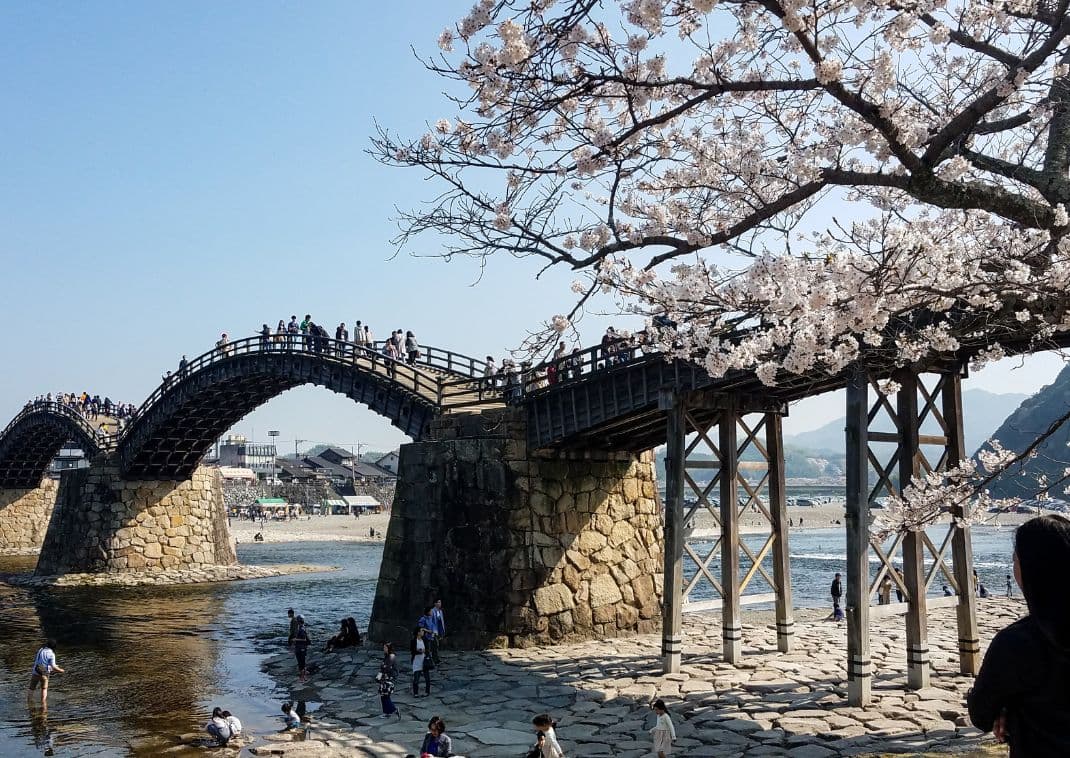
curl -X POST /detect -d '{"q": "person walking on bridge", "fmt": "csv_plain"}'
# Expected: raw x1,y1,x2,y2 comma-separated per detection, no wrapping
335,323,348,357
288,316,299,348
300,315,312,350
260,323,272,351
405,331,419,365
354,320,365,347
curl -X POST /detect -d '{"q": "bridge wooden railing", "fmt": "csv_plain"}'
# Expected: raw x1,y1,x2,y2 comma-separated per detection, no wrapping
0,401,115,450
436,338,662,407
127,334,499,430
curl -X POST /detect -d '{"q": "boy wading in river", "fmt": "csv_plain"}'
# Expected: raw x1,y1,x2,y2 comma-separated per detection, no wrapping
27,639,65,705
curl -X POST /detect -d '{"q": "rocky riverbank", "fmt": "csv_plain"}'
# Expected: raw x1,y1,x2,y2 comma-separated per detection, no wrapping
1,562,336,588
244,600,1020,757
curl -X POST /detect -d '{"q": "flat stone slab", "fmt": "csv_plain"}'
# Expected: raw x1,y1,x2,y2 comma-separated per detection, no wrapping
465,727,535,746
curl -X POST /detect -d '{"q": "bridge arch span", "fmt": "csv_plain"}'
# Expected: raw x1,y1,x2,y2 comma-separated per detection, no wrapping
0,403,106,488
117,336,478,479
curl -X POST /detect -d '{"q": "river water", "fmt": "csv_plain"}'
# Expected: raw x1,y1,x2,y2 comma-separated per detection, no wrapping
0,528,1018,757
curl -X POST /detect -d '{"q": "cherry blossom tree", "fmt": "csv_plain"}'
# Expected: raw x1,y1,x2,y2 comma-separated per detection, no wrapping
372,1,1070,524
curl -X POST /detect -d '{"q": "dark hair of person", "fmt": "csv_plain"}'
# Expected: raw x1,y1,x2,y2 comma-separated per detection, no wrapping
281,702,293,713
384,642,394,655
532,714,555,728
424,606,433,615
653,698,667,711
212,707,224,718
222,710,232,718
1014,514,1070,645
45,639,56,650
287,608,294,616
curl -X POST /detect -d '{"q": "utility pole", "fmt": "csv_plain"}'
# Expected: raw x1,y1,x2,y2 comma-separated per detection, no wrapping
268,430,280,497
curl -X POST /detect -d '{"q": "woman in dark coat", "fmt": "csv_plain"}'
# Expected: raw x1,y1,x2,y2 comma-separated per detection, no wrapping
968,514,1070,756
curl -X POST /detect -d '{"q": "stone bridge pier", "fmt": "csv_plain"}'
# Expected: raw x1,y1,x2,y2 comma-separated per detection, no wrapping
369,409,665,648
35,456,236,575
0,479,60,555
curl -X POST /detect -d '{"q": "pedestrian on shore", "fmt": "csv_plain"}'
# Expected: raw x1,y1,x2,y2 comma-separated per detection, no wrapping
979,583,990,598
531,714,565,757
1007,573,1014,597
223,710,242,739
287,608,298,647
968,514,1070,756
27,639,65,705
650,699,676,758
419,716,453,757
943,585,954,597
205,706,232,746
411,627,431,697
431,599,446,657
879,576,892,605
418,606,440,666
830,573,844,622
293,615,311,680
280,702,302,730
377,643,401,719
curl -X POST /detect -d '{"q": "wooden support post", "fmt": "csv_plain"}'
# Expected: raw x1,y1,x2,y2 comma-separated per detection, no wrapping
897,371,930,690
845,366,872,706
720,407,742,663
660,390,685,674
943,372,981,675
766,412,794,652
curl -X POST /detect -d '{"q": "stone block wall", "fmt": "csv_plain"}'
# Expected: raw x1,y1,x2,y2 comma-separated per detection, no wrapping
0,478,59,554
36,458,236,575
369,408,663,648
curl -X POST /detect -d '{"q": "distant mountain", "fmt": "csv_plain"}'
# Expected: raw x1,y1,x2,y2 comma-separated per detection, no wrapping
978,365,1070,499
785,388,1028,456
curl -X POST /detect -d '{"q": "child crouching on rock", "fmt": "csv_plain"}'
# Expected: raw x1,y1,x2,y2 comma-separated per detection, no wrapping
650,699,676,757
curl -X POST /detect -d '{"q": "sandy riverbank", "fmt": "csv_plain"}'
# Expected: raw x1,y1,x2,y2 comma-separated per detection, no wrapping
230,512,393,545
693,504,1038,537
228,506,1036,546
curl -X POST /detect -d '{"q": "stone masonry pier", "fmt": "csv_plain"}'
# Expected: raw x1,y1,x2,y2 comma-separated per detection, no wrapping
0,478,59,554
369,408,664,648
35,456,236,575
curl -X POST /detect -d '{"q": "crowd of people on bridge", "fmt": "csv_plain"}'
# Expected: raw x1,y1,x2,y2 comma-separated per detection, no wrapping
482,326,659,401
155,318,666,405
25,393,136,433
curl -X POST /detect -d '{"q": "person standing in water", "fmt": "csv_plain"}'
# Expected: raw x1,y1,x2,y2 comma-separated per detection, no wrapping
968,515,1070,756
27,639,65,705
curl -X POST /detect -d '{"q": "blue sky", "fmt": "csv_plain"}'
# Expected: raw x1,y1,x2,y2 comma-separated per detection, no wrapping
1,2,1064,455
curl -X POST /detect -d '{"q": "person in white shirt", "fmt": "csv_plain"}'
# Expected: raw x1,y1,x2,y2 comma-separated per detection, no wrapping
532,713,565,757
27,639,65,705
650,699,676,757
411,627,431,696
223,710,242,738
205,707,232,745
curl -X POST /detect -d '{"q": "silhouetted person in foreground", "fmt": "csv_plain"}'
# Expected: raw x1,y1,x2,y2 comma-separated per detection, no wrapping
968,515,1070,756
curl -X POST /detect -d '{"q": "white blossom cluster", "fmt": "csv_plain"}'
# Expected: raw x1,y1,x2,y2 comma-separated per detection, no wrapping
373,1,1070,536
870,440,1020,539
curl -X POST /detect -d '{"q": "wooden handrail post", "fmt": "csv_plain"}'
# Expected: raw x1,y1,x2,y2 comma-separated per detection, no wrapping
845,364,872,706
660,389,685,673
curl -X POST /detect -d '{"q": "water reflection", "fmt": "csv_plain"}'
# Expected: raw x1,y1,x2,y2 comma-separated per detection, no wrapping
0,542,382,757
